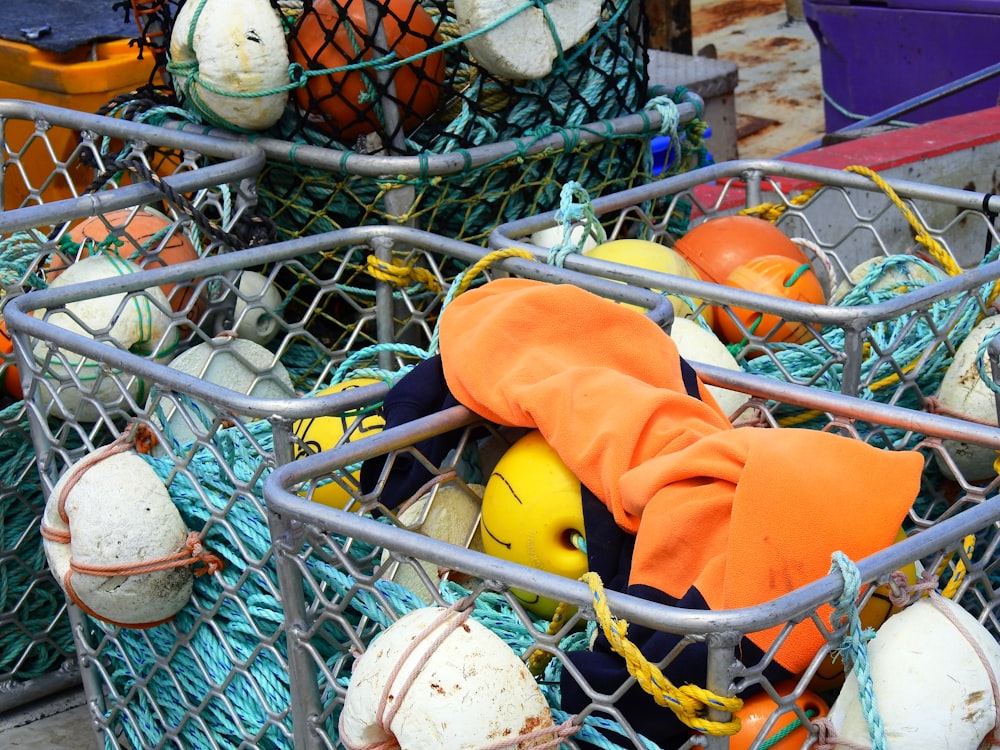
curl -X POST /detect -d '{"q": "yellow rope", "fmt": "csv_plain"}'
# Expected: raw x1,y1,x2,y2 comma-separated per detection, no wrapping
844,165,962,277
582,572,744,736
526,600,573,677
938,534,976,600
451,247,536,297
738,188,818,223
365,255,443,293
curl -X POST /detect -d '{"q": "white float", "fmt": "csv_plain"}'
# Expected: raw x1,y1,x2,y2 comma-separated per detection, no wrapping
933,314,1000,481
340,606,555,750
232,271,283,345
34,254,176,422
153,335,295,455
529,224,601,252
381,483,484,603
169,0,289,130
831,255,943,304
455,0,601,80
669,316,749,418
42,450,193,626
826,594,1000,749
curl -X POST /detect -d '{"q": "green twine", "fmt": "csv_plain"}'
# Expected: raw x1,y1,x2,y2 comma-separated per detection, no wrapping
829,552,887,750
758,709,821,750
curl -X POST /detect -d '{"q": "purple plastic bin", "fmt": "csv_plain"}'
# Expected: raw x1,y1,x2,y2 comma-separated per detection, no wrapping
803,0,1000,132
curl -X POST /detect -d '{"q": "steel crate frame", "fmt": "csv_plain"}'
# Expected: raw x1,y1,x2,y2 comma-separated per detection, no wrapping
263,364,1000,750
0,98,263,713
164,87,706,246
489,159,1000,410
5,224,672,748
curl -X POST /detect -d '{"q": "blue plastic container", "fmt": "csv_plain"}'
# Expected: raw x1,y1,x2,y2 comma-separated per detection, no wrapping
803,0,1000,132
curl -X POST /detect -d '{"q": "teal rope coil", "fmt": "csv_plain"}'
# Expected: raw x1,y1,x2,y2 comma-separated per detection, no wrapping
1,234,77,682
88,417,658,750
743,254,985,430
0,403,76,680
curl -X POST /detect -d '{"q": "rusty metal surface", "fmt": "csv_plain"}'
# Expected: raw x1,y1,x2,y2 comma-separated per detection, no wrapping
692,0,824,157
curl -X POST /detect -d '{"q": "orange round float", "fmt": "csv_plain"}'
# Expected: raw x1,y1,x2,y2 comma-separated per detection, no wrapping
51,207,200,314
289,0,446,141
0,317,22,399
727,682,829,750
715,254,825,346
674,215,811,285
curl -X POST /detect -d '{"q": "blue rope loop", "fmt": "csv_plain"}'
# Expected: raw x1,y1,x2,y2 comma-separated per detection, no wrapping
546,181,607,266
830,551,888,750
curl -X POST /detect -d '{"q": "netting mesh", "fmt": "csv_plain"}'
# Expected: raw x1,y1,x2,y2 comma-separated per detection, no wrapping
113,0,711,244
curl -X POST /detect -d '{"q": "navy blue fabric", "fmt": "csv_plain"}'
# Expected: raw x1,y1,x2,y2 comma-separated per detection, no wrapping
358,355,470,510
0,1,137,53
358,350,792,748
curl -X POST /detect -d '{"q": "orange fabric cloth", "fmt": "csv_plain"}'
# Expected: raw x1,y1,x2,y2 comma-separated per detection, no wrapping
438,278,923,672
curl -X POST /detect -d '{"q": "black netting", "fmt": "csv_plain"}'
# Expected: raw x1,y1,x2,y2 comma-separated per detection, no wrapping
112,0,711,243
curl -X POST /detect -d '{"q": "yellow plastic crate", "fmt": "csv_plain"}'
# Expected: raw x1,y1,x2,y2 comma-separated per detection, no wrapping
0,38,155,209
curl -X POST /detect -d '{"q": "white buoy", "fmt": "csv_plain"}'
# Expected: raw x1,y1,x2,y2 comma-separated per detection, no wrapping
826,595,1000,749
153,335,295,455
42,449,193,626
340,606,555,750
455,0,601,80
529,224,601,252
169,0,289,130
831,256,943,304
232,271,283,345
669,316,749,417
381,483,484,603
933,314,1000,481
34,254,177,422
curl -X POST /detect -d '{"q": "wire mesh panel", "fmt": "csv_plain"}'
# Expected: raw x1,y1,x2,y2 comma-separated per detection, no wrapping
263,365,1000,750
5,225,671,747
0,98,262,713
490,159,1000,417
108,0,712,245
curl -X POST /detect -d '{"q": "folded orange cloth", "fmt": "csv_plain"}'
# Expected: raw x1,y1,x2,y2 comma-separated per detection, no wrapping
439,277,923,672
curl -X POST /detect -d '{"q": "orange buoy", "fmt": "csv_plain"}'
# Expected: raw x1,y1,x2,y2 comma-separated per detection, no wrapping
52,207,200,314
727,682,829,750
288,0,446,141
715,254,825,346
0,317,22,399
674,215,810,286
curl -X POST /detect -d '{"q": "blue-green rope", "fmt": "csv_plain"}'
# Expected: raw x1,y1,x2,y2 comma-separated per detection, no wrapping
829,552,887,750
85,412,658,749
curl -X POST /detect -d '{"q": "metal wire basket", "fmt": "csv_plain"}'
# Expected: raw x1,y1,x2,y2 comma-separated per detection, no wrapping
489,159,1000,414
4,224,672,747
0,98,263,712
263,362,1000,750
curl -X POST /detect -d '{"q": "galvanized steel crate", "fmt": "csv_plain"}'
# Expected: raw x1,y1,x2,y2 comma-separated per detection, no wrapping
489,159,1000,414
263,364,1000,750
4,224,671,748
0,98,263,712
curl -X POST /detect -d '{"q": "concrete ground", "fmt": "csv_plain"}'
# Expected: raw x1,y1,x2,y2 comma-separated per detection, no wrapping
0,2,825,747
1,687,92,749
690,0,825,159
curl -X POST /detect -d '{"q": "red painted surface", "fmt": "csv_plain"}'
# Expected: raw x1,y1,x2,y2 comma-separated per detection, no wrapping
694,106,1000,210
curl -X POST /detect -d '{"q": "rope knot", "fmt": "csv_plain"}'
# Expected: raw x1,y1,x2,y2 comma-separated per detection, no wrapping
185,531,225,577
365,254,443,293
